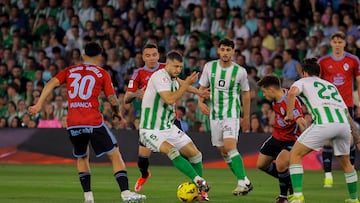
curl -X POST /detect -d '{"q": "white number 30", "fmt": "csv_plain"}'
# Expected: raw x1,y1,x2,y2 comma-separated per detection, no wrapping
68,73,95,99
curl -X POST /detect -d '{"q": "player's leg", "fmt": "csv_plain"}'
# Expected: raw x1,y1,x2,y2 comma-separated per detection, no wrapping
336,155,359,203
68,129,94,203
333,125,359,203
322,141,334,188
288,141,311,203
92,125,146,202
276,149,292,201
135,144,152,192
257,137,280,178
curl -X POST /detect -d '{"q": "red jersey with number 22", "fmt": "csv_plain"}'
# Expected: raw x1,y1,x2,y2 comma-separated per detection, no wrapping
272,89,304,142
127,63,165,92
319,53,360,107
56,62,115,127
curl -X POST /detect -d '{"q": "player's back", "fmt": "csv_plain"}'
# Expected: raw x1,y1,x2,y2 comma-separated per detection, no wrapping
56,63,115,127
294,77,348,125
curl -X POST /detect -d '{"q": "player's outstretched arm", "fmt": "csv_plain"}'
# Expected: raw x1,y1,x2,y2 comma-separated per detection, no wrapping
177,78,210,99
124,86,145,104
285,86,299,124
241,90,251,133
108,94,120,115
28,77,60,115
296,117,307,133
197,86,210,115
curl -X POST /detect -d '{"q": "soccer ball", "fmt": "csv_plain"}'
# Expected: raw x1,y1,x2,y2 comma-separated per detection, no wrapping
177,182,198,202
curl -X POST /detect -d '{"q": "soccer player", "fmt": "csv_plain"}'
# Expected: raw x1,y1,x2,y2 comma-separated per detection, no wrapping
318,31,360,188
257,75,307,203
139,50,210,201
198,38,253,195
28,42,146,203
285,58,359,203
125,43,209,192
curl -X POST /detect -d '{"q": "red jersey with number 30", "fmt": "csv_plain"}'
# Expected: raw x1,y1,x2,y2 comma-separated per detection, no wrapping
127,63,165,92
56,62,115,127
319,53,360,107
272,89,303,141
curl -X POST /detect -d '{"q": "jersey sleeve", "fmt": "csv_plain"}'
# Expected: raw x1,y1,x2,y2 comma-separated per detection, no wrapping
198,62,210,87
127,69,141,92
55,69,67,85
293,98,304,122
152,71,172,93
103,70,116,96
353,56,360,77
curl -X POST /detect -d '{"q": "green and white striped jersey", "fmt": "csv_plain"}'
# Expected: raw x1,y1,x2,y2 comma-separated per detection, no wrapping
140,69,178,130
291,77,348,124
199,60,250,120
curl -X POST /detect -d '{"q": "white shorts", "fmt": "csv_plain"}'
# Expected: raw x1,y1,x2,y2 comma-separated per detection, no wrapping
298,123,351,156
210,118,240,147
139,125,192,152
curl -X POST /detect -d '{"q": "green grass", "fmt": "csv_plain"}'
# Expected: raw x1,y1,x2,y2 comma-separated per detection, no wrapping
0,164,356,203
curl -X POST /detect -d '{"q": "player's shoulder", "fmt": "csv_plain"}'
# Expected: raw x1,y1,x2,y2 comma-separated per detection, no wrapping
317,54,332,63
344,52,360,61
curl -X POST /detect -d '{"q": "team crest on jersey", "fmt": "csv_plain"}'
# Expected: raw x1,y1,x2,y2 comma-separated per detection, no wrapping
128,80,134,88
328,65,333,69
280,107,285,115
161,76,169,83
343,63,349,71
218,80,225,87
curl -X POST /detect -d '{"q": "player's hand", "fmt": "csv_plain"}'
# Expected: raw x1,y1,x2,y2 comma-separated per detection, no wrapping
241,117,250,133
136,86,146,101
185,72,199,85
198,88,210,99
284,114,294,124
198,101,210,115
28,104,41,115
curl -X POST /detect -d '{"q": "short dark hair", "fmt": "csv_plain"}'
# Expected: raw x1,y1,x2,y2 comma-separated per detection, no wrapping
218,38,235,49
257,75,281,89
301,58,320,76
166,50,183,62
330,31,346,40
84,42,102,57
142,43,158,52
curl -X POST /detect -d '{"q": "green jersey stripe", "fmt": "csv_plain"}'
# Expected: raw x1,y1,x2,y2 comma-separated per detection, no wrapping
217,69,226,120
324,106,334,123
335,109,344,123
159,103,168,130
227,65,238,118
142,108,150,128
313,108,322,124
150,93,161,129
211,62,217,119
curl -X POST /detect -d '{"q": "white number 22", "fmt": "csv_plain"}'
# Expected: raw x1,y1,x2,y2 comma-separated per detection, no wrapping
68,73,95,100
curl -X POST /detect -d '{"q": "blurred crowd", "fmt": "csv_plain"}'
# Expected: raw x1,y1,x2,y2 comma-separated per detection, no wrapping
1,0,360,132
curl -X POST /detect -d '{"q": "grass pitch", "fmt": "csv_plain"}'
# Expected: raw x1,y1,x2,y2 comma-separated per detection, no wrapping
0,164,355,203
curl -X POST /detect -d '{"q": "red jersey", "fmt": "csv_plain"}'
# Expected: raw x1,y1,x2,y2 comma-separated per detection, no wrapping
127,63,165,92
319,52,360,107
56,63,115,127
272,89,304,142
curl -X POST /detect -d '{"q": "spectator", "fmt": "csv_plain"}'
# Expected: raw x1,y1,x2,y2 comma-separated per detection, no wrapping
0,117,8,128
37,102,61,128
282,49,302,88
176,106,190,133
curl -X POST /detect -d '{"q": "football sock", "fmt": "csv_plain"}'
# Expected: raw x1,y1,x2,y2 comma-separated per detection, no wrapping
168,148,198,180
228,149,246,180
189,153,203,176
350,144,356,165
322,145,333,173
138,156,150,178
224,156,235,174
289,164,303,193
79,172,91,192
264,162,279,178
345,171,358,199
278,170,291,196
114,170,129,191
